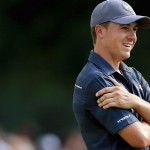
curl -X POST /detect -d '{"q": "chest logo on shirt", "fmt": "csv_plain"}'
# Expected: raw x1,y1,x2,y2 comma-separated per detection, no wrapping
135,84,143,91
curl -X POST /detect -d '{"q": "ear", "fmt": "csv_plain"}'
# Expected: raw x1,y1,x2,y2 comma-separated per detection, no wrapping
95,24,105,38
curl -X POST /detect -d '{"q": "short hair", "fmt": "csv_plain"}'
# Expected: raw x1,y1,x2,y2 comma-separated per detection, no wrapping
91,22,110,45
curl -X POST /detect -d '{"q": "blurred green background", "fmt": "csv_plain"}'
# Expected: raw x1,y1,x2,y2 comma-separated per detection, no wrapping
0,0,149,139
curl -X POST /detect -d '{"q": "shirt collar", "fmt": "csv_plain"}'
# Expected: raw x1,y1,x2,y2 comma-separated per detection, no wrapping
88,50,130,75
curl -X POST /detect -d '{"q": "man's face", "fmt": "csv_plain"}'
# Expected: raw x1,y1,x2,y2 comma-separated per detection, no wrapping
101,22,138,62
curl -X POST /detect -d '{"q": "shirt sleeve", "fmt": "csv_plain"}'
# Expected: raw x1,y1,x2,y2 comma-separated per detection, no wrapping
85,74,139,135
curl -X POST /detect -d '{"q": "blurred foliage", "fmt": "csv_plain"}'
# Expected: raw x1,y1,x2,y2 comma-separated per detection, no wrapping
0,0,149,138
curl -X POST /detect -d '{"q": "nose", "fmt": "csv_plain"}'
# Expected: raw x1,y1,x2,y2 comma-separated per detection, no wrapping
127,30,137,42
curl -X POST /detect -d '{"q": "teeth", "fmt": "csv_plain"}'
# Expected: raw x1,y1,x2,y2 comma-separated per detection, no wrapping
123,44,131,47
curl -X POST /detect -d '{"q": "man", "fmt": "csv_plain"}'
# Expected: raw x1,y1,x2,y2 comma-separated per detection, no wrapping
73,0,150,149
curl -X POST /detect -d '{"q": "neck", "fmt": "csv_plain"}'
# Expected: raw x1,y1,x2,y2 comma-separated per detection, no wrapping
94,48,121,71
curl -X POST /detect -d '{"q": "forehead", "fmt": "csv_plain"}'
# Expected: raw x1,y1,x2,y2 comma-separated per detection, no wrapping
109,22,138,27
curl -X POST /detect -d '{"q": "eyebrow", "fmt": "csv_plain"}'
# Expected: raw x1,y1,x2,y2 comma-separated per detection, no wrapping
120,23,138,28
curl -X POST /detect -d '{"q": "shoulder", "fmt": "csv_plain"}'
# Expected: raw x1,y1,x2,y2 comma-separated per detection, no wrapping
76,62,100,81
75,63,114,96
129,67,147,81
121,62,142,78
129,66,141,74
128,66,143,79
128,66,150,89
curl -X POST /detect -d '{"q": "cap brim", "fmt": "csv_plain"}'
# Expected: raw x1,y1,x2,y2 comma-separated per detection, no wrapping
111,15,150,28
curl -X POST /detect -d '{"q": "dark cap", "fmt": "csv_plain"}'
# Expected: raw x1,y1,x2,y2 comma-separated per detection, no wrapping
90,0,150,29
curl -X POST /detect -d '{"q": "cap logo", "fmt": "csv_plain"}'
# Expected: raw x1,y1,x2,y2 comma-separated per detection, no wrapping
122,1,134,14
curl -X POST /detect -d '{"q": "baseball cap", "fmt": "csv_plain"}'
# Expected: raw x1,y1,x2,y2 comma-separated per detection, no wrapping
90,0,150,29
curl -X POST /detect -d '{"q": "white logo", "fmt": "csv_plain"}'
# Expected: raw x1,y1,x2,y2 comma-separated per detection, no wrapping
136,85,143,91
75,84,82,89
122,1,134,14
117,114,131,123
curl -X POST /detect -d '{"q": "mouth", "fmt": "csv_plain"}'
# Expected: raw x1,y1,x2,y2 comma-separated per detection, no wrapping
123,43,133,49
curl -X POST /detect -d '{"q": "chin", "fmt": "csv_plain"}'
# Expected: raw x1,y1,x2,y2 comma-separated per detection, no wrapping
122,55,130,60
120,53,130,61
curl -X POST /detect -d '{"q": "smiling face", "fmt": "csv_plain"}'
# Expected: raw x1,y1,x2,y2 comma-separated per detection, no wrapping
95,22,138,64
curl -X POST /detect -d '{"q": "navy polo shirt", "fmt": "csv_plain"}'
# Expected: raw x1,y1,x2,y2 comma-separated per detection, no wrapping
73,50,150,150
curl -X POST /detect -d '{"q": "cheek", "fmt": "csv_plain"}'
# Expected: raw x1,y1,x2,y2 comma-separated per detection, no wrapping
104,34,115,44
104,33,121,49
108,38,119,48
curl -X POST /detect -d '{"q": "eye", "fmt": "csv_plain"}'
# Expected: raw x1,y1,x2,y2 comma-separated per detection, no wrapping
133,27,138,32
121,26,138,32
121,26,129,30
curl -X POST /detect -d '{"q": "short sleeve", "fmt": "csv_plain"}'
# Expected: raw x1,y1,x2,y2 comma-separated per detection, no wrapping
89,105,138,134
86,75,139,134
